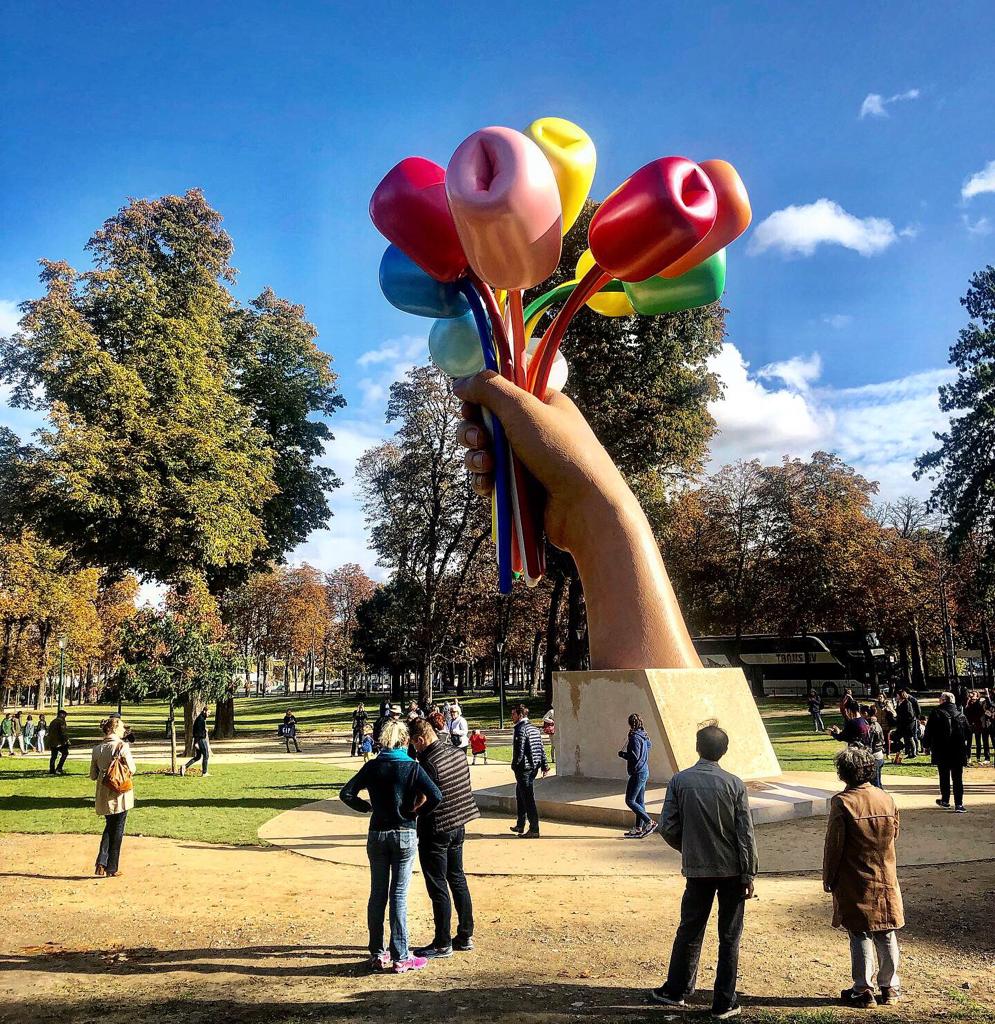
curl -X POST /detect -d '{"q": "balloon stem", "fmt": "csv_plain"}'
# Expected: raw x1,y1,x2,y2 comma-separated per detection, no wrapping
509,290,527,389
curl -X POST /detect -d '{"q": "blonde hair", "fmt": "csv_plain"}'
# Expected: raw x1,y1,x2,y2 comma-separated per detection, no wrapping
101,716,124,736
379,720,410,750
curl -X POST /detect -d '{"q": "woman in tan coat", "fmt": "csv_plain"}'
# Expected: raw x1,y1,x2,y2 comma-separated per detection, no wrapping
89,716,136,877
823,745,904,1009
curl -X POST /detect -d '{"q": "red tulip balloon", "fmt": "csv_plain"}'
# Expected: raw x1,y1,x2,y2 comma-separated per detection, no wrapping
370,156,467,282
588,157,717,282
446,126,563,290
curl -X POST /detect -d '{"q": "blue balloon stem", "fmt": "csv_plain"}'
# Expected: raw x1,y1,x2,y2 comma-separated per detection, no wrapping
460,279,513,594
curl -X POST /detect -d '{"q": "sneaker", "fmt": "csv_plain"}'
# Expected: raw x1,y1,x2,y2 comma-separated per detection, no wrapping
201,772,209,777
955,805,967,813
935,799,950,808
649,988,685,1007
879,987,900,1005
711,1007,742,1020
638,820,658,838
179,766,186,776
412,944,453,959
623,827,641,838
452,936,474,952
841,988,877,1008
369,951,392,971
392,956,428,973
509,824,525,834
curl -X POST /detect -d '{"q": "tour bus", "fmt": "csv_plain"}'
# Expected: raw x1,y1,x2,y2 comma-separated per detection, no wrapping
692,631,888,698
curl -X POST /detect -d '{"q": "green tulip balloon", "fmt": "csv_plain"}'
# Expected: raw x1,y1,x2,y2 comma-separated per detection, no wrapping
622,248,726,315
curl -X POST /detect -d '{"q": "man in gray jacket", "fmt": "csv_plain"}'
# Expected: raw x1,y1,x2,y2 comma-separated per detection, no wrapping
651,724,758,1020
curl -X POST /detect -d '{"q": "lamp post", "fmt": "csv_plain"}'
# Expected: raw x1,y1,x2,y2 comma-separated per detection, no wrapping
496,639,505,730
57,636,66,711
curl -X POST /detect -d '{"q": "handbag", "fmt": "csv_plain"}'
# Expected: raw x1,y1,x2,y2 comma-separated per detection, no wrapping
102,742,133,795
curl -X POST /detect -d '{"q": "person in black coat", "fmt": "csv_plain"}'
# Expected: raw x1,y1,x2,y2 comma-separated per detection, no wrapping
923,692,971,812
181,707,210,777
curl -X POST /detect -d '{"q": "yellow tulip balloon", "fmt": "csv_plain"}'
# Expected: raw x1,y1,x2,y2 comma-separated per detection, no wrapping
576,249,635,317
525,117,596,234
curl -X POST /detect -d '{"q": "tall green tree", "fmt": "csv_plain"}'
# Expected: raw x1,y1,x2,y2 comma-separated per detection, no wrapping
916,265,995,555
0,190,342,584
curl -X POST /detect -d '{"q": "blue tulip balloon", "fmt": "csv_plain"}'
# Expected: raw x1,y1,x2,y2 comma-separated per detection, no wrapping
379,245,470,319
429,314,486,377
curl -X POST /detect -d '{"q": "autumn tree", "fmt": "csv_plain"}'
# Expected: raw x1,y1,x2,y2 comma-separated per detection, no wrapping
326,563,376,689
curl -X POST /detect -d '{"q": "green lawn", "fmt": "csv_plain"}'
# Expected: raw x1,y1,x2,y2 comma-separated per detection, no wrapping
0,758,351,846
7,691,534,741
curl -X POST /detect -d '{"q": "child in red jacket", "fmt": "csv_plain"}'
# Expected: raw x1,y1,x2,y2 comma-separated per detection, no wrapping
469,729,487,765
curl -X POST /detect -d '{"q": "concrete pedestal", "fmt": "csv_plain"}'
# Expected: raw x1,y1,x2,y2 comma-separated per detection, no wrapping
553,667,781,783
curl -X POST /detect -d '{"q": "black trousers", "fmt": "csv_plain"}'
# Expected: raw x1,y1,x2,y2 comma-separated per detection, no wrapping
418,825,473,947
351,728,363,756
971,728,990,761
937,760,965,806
662,877,746,1014
97,811,128,873
184,738,209,773
49,744,69,773
514,767,540,831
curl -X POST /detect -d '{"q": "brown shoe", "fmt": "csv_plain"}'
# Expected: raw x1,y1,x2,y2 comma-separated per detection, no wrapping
880,987,900,1005
94,865,107,877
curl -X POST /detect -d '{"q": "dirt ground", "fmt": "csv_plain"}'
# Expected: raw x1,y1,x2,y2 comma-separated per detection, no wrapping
1,832,993,1023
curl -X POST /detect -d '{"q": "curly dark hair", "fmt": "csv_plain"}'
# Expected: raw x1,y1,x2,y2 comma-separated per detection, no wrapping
628,713,645,733
834,745,877,787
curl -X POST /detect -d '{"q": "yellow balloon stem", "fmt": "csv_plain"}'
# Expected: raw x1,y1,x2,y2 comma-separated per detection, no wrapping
491,488,498,544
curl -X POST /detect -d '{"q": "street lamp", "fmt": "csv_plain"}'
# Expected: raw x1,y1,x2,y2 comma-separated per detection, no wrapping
496,640,505,730
57,636,66,711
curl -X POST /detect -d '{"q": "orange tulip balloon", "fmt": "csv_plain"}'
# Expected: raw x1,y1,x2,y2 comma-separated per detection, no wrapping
661,160,751,278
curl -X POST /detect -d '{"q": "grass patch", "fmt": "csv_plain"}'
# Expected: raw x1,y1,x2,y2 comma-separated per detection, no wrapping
0,758,350,846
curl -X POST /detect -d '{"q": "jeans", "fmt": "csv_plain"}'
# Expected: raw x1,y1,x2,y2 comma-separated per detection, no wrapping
285,734,301,753
874,757,884,789
848,929,900,992
662,877,746,1014
367,829,417,961
811,712,825,732
184,738,210,773
0,735,14,753
418,825,473,947
514,766,540,832
35,732,46,752
625,768,651,828
937,761,964,806
97,811,128,874
49,744,69,772
895,729,915,758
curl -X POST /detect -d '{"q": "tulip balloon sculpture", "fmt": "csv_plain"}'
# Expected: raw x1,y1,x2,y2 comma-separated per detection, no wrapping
369,119,752,594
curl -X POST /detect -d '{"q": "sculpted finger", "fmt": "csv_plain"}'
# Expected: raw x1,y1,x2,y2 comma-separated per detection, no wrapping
457,420,487,450
471,472,493,497
465,448,494,473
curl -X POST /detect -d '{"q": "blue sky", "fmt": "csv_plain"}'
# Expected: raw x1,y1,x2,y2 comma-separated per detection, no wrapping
3,1,995,576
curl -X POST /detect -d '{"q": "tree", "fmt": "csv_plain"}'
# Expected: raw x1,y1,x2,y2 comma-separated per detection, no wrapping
0,190,343,585
916,265,995,557
358,366,490,706
326,563,376,689
120,573,237,772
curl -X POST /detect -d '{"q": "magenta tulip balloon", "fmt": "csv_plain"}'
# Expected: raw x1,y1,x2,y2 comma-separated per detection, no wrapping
446,126,563,290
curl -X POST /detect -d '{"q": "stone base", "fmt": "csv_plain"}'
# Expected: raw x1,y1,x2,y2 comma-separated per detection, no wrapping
554,667,781,783
475,773,835,828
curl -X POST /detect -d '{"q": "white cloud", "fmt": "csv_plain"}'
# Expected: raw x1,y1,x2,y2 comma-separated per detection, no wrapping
822,314,853,330
709,343,952,499
748,199,898,257
356,334,427,410
859,88,920,119
0,299,20,337
963,215,993,236
962,160,995,202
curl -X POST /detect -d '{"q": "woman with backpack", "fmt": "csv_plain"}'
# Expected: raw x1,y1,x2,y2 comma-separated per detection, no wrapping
89,715,136,877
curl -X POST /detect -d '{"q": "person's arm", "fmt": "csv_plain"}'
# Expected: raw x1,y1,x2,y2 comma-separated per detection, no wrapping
822,796,846,893
658,776,682,850
413,765,443,817
734,781,758,896
339,765,372,815
89,746,99,781
511,721,524,768
455,373,701,670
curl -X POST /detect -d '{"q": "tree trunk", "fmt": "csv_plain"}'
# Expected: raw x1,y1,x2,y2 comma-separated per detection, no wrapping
181,691,198,757
910,616,926,689
419,650,433,709
213,695,236,739
168,698,178,775
564,573,589,671
543,572,566,705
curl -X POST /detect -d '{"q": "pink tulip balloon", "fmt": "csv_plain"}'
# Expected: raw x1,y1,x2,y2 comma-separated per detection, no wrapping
446,126,563,290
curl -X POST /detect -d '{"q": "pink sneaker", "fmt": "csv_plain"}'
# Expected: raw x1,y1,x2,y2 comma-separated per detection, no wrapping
393,956,428,973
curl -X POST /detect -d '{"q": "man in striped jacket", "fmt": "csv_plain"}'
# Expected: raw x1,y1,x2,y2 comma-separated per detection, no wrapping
510,703,549,838
408,717,480,959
